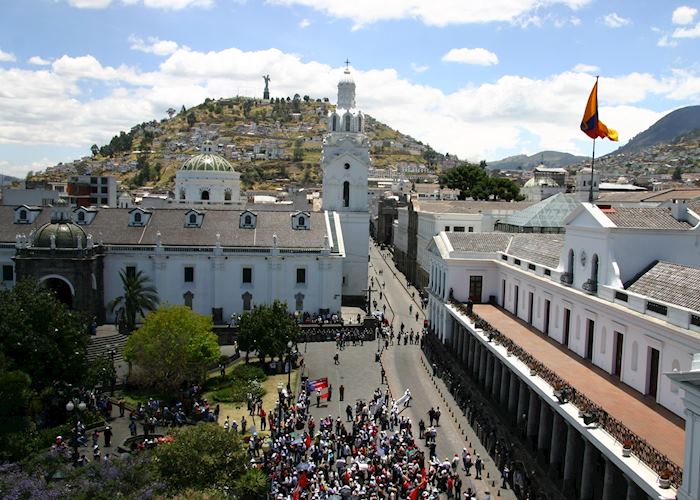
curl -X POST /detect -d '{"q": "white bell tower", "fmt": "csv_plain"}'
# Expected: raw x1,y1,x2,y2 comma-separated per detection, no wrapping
321,64,370,306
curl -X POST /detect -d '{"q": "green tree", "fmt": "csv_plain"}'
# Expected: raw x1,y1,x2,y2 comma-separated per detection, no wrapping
672,166,683,181
85,354,117,391
187,111,196,127
90,144,99,156
108,269,159,333
237,300,300,364
0,279,88,390
233,468,269,499
439,163,488,200
154,423,246,490
124,305,219,393
292,138,304,162
0,369,35,462
167,107,176,119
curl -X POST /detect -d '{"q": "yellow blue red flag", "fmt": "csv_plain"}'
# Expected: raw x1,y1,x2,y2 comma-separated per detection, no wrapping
580,79,618,141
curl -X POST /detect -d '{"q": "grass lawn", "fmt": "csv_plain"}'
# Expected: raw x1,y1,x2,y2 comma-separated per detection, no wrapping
207,367,299,438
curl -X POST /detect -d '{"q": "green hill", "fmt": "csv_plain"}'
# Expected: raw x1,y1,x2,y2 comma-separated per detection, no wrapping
487,150,588,170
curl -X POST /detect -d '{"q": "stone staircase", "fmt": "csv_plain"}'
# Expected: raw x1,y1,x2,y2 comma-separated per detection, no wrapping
87,332,128,363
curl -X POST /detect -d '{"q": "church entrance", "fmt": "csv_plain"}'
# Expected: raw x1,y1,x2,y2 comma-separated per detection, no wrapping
43,277,74,309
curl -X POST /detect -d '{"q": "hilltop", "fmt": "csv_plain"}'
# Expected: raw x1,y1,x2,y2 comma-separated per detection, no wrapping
487,150,588,170
612,105,700,156
31,96,444,191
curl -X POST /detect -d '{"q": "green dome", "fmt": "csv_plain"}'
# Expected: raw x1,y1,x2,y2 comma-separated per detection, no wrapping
34,221,87,249
181,153,234,172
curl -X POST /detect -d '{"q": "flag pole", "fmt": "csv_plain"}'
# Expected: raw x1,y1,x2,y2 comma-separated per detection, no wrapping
588,138,596,203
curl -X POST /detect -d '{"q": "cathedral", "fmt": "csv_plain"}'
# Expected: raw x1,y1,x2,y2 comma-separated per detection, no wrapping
0,70,371,323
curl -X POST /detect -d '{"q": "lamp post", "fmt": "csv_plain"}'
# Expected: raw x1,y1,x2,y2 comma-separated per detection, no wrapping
286,340,293,392
66,400,87,466
276,382,284,438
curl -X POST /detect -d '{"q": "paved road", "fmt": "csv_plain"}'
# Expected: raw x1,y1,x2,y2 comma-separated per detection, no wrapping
301,241,516,500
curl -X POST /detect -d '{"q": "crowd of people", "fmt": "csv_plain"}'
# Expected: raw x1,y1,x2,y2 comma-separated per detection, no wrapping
262,384,485,499
303,326,376,344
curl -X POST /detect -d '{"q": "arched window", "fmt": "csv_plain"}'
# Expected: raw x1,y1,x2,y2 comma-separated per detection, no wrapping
298,216,305,226
78,211,85,222
19,209,26,220
343,181,350,208
189,214,196,224
201,190,210,201
344,114,351,131
332,114,337,131
245,215,252,225
224,189,232,201
631,341,638,371
591,254,599,284
134,212,142,223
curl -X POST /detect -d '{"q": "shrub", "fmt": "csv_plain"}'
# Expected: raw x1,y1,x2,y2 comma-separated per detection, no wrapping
230,363,267,382
211,381,265,403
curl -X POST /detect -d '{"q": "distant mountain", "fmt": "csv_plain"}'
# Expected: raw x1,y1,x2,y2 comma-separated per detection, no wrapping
612,105,700,156
487,150,588,170
0,174,19,185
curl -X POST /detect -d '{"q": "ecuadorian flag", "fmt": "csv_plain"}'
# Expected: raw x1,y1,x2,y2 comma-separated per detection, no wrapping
580,79,618,141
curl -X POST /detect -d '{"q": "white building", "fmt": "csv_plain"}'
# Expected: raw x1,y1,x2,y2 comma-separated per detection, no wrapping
322,67,370,306
426,200,700,498
174,140,243,206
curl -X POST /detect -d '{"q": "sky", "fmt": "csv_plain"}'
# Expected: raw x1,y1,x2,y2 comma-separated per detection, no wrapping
1,0,700,178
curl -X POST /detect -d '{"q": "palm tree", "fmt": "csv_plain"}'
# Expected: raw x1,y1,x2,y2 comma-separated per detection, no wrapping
109,269,159,333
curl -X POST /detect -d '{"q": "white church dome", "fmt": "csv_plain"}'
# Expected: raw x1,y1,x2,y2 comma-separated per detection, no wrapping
181,153,234,172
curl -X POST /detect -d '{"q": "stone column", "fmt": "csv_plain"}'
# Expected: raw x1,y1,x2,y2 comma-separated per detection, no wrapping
467,336,475,371
478,344,488,384
461,328,469,363
601,458,616,500
563,423,578,495
526,388,540,446
484,353,494,392
549,411,565,472
516,382,529,428
537,399,552,459
499,364,509,407
580,438,596,500
491,358,501,399
508,372,519,417
472,342,480,377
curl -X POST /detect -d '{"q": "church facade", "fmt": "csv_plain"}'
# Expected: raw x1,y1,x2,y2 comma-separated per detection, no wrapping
0,71,371,321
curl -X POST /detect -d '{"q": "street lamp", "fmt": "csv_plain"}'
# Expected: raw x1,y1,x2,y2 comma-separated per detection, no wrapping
286,340,293,392
276,382,284,437
66,400,87,466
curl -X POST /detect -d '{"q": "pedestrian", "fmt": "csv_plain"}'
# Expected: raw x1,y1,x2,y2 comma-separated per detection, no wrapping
128,419,137,436
381,367,386,384
455,475,462,498
241,416,247,435
339,384,345,401
346,404,353,422
219,363,226,377
327,384,333,402
92,430,99,447
316,389,321,408
259,408,267,430
93,445,100,462
501,464,509,489
223,416,230,432
418,418,425,438
428,407,435,426
475,454,483,479
334,352,340,365
118,399,125,417
103,425,113,447
435,407,441,426
232,419,239,433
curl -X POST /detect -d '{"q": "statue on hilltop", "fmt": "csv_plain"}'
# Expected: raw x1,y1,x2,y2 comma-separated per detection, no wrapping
262,74,270,100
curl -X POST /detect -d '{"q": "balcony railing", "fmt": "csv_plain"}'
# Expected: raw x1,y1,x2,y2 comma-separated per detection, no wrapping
582,279,598,294
560,272,573,285
447,298,682,488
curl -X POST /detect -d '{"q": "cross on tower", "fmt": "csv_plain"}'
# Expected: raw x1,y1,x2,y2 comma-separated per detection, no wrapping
344,58,351,71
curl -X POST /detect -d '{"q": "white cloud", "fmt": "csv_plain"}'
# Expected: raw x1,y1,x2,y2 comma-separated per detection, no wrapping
67,0,112,7
672,6,697,25
128,35,180,55
67,0,212,9
672,22,700,39
0,158,56,178
410,62,429,73
442,48,498,66
28,56,51,66
657,35,678,47
1,46,699,178
267,0,590,27
602,12,631,28
573,64,599,74
0,49,17,62
299,18,311,28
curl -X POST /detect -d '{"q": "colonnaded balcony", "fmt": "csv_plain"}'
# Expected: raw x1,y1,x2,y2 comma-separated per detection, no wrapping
436,299,683,499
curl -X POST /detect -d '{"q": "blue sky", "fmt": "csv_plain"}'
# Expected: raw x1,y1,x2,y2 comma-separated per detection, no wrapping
1,0,699,177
